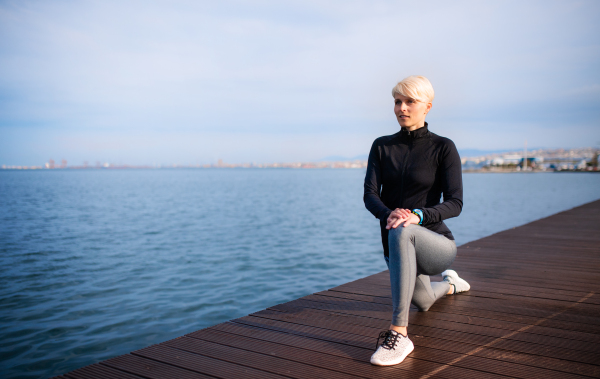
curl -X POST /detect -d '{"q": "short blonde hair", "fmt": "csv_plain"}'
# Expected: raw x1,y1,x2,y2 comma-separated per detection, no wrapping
392,76,435,103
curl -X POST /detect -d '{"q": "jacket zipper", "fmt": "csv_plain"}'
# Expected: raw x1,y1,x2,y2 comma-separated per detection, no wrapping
399,133,413,208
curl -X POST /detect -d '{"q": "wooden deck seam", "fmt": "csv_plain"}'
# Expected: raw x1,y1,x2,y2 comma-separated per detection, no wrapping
143,342,347,379
172,335,385,379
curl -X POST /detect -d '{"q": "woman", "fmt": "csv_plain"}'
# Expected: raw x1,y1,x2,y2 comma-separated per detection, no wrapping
363,75,470,366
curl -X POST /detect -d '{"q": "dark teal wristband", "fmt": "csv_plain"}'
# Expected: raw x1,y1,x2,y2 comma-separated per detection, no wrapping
412,209,423,225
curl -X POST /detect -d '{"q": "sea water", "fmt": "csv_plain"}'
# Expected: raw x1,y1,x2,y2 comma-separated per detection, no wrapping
1,169,598,378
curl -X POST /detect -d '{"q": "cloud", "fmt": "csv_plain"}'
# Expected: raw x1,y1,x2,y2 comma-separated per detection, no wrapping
1,0,599,165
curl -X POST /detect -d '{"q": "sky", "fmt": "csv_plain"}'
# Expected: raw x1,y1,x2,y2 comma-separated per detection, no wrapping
1,0,599,166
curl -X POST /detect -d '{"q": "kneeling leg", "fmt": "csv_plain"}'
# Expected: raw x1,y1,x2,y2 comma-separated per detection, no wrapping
411,274,450,311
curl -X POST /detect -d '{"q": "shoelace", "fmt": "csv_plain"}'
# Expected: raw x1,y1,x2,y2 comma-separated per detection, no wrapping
376,330,400,350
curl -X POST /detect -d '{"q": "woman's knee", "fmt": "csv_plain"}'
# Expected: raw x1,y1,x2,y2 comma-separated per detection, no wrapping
388,224,417,245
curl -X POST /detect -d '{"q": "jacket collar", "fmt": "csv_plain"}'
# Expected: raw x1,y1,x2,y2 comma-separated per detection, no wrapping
399,122,430,141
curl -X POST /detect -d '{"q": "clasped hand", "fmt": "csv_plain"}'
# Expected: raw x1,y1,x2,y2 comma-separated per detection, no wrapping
386,208,420,230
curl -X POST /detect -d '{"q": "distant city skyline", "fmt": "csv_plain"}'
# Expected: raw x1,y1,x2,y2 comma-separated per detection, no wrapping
3,146,596,171
1,1,600,166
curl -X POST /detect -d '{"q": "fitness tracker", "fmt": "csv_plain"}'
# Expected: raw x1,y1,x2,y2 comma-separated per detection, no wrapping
412,209,424,225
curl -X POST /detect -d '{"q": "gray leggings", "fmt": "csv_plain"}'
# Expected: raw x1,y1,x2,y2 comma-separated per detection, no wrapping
385,224,457,326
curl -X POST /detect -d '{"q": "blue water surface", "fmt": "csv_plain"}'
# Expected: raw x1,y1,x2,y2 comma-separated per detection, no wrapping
0,169,598,378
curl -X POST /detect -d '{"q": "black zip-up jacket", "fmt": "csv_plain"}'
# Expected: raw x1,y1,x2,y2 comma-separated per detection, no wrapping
363,123,463,257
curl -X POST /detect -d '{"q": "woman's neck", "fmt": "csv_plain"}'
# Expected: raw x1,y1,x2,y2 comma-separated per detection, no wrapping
404,123,426,132
402,122,427,133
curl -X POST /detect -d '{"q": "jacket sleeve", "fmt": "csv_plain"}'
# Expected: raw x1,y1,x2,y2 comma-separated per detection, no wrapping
363,139,392,221
422,139,463,224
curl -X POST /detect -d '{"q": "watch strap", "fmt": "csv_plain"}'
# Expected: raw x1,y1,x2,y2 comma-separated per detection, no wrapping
412,209,424,225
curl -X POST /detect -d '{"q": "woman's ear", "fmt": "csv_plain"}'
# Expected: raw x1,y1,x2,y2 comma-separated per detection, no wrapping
425,102,432,114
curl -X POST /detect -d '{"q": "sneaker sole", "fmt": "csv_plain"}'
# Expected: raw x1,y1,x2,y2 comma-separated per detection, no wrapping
370,340,414,366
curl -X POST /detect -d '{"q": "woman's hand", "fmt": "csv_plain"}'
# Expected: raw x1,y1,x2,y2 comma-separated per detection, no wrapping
386,208,420,229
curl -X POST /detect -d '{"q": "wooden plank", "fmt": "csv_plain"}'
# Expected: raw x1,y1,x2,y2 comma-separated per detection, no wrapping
139,338,354,379
132,343,289,379
101,354,214,379
64,364,145,379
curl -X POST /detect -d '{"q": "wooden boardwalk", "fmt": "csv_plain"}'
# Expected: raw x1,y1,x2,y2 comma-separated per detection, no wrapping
54,200,600,378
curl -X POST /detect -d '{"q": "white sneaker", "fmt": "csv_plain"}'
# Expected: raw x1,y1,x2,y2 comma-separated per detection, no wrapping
370,330,414,366
442,269,470,293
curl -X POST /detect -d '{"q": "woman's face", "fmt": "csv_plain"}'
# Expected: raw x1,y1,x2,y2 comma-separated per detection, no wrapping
394,93,432,131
